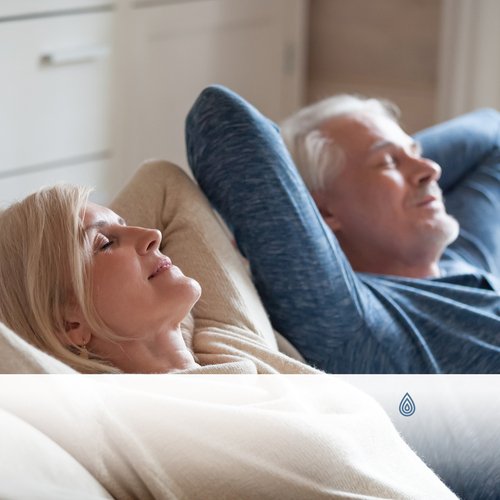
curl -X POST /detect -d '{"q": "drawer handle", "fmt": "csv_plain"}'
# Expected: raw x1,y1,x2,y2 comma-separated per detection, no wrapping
40,46,110,66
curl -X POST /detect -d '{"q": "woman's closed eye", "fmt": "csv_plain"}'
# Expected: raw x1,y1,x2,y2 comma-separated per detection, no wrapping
94,234,115,253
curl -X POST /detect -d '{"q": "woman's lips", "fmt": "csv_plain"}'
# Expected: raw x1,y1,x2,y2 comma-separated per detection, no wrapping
148,258,172,279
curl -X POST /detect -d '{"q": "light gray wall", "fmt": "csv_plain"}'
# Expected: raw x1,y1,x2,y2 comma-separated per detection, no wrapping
306,0,441,133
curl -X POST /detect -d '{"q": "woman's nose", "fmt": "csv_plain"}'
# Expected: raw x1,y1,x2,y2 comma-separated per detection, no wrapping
136,227,162,254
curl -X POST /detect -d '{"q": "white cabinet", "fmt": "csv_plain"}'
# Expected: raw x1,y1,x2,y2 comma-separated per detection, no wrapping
0,1,115,206
0,1,113,17
113,0,307,186
0,159,110,205
0,0,307,205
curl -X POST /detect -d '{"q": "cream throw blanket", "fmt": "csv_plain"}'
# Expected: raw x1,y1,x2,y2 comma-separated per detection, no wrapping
0,374,458,499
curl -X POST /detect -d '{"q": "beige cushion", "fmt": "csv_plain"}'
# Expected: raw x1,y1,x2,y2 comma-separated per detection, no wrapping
0,321,75,374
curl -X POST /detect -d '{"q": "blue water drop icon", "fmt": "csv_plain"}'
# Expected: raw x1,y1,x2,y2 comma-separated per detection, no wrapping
399,392,416,417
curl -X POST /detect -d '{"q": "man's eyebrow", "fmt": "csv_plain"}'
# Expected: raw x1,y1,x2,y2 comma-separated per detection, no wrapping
369,139,422,154
369,140,393,153
84,217,126,232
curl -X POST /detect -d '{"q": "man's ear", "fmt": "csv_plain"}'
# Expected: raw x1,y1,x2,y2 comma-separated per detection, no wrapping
311,190,342,233
60,303,92,347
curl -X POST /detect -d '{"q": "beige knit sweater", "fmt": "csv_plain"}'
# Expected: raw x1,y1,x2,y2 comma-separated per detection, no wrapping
110,160,317,375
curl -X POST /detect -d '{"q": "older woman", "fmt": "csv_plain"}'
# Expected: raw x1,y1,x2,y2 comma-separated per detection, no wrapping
0,160,312,375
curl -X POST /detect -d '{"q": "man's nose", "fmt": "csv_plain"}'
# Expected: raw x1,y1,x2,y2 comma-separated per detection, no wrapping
411,157,441,186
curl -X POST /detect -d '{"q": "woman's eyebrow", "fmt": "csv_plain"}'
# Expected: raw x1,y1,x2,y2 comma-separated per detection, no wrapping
84,217,126,232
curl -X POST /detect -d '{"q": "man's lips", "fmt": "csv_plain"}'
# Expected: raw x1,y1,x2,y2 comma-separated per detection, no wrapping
414,189,444,208
417,195,438,206
148,258,172,279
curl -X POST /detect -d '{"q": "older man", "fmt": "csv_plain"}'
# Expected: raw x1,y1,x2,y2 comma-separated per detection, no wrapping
186,85,500,374
281,96,460,279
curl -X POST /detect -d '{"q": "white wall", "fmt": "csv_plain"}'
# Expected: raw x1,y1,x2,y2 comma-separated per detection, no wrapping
437,0,500,121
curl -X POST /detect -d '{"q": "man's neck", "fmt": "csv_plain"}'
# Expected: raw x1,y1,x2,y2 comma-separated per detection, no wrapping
351,258,441,279
341,241,443,279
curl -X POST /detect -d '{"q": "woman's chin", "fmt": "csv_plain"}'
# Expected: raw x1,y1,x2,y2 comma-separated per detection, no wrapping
184,277,202,309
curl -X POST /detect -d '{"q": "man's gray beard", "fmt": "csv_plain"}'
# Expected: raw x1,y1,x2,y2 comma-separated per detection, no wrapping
443,214,460,248
427,214,460,263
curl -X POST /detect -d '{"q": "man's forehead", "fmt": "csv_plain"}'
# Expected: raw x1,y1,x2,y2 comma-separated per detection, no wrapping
323,112,412,150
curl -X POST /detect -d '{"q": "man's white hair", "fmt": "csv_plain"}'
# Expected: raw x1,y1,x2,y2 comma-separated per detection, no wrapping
280,94,400,191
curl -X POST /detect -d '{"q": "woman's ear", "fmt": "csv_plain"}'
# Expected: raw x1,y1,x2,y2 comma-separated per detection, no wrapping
60,303,92,347
311,190,342,232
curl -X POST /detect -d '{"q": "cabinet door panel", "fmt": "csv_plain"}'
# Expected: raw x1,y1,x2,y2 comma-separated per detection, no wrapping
116,0,304,177
0,1,113,18
0,12,113,173
0,158,111,207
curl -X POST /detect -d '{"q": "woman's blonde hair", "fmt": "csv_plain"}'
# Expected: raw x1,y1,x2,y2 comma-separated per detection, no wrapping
0,185,121,373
